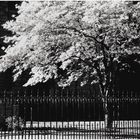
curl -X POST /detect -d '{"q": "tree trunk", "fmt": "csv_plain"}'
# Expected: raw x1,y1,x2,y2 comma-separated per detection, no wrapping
97,84,113,129
104,101,113,129
104,113,113,129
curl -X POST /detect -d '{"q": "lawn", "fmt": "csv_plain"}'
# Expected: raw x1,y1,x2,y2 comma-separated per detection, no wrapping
0,120,140,139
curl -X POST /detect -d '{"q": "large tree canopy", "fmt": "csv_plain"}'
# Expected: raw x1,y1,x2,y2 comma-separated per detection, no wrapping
0,1,140,92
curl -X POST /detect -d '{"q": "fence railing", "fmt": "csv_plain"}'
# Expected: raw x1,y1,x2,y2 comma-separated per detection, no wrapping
0,89,140,139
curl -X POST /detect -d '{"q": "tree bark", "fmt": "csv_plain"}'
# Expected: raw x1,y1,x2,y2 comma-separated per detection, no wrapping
104,107,113,129
100,87,113,129
98,82,113,129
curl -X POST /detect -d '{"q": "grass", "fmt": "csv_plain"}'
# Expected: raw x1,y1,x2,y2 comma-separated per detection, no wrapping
0,120,140,139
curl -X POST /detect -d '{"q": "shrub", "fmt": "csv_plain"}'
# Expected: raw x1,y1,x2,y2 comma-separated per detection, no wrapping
5,116,24,130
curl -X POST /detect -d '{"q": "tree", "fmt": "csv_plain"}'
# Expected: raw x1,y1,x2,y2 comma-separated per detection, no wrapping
0,0,140,128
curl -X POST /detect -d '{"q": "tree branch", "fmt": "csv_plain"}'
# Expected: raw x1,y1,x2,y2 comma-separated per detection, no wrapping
59,25,109,67
58,26,104,45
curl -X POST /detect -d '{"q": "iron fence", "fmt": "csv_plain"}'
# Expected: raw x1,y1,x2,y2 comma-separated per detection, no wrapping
0,89,140,139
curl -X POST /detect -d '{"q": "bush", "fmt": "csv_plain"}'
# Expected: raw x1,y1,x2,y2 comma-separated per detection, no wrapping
5,116,24,130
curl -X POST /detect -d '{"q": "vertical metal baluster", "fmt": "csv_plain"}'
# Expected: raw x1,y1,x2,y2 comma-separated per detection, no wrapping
125,91,127,138
86,95,88,139
3,91,6,139
118,90,120,139
66,88,69,140
45,92,50,139
130,91,132,138
52,91,54,140
135,92,136,137
101,122,104,139
16,92,18,139
11,91,13,139
0,92,2,139
138,92,139,137
55,93,58,139
92,123,94,139
136,92,138,136
129,91,130,138
25,90,27,139
49,90,51,139
52,90,56,139
109,92,111,139
43,91,45,139
135,91,137,137
128,91,130,137
28,91,30,139
54,91,56,140
51,90,53,139
94,93,96,139
129,91,131,138
110,91,112,139
58,90,60,139
21,92,24,139
108,92,110,139
98,94,101,139
71,89,73,139
119,90,121,139
41,91,43,140
87,91,90,139
79,89,83,138
71,93,74,139
127,91,129,137
132,91,134,136
117,90,119,139
30,91,33,139
34,92,37,139
36,91,38,138
97,122,99,139
122,91,125,138
60,89,63,139
136,92,138,137
78,88,81,139
70,124,73,139
86,95,87,139
126,91,128,137
120,90,122,139
119,91,121,138
0,91,1,139
36,90,39,139
39,92,42,140
117,91,119,139
0,91,2,139
115,90,118,139
13,91,16,139
88,89,90,139
17,91,20,140
121,91,123,138
90,89,93,139
27,92,30,140
131,91,133,138
83,94,85,139
64,92,66,140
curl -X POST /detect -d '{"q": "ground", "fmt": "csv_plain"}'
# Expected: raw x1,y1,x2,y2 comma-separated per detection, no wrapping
0,121,140,139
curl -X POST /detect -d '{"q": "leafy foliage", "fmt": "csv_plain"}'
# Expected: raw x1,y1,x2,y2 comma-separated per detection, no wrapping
5,116,24,130
0,1,140,92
